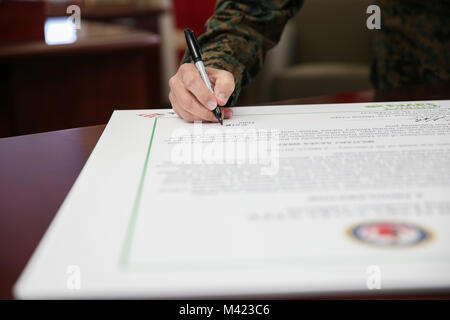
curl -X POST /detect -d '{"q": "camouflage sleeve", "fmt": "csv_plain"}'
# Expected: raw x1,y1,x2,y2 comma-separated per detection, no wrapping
181,0,303,105
371,0,450,89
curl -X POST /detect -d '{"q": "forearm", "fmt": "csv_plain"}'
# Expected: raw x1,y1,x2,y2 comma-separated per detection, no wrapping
181,0,303,104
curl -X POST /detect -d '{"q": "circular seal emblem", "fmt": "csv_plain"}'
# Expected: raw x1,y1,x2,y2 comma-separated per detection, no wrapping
350,222,431,247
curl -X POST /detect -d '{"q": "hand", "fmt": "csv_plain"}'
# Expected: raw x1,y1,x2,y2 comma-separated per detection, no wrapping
169,63,235,122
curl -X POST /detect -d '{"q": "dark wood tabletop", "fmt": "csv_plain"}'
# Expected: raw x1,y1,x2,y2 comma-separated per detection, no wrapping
1,83,450,300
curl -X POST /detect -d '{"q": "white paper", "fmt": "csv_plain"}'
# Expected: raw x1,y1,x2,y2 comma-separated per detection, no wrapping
14,101,450,298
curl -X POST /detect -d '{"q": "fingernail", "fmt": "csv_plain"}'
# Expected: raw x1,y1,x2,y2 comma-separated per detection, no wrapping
207,100,217,110
224,109,233,119
218,93,228,103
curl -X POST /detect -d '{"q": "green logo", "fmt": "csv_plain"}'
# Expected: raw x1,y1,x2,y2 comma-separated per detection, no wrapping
365,103,439,110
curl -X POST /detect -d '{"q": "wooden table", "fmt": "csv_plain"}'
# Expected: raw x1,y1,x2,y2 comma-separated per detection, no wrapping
1,83,450,299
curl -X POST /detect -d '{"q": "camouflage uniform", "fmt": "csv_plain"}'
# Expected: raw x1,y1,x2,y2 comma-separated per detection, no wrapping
182,0,450,105
371,0,450,90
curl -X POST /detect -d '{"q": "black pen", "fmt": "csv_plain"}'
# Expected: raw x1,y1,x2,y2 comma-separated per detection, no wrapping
184,29,223,125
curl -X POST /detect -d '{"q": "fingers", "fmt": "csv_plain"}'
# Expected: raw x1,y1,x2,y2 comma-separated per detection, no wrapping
179,63,218,111
222,107,233,119
169,78,217,123
207,68,235,106
169,91,195,122
168,63,235,122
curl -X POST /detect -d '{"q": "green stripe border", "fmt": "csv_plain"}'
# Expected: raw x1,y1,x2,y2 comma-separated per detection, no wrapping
119,118,158,269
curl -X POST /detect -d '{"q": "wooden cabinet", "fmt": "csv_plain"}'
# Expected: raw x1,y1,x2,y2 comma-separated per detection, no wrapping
0,21,162,137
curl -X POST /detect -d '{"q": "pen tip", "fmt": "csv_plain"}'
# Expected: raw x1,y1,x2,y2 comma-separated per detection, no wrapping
219,118,223,125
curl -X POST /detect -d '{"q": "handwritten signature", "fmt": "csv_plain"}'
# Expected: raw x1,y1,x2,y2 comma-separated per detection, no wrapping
415,115,447,122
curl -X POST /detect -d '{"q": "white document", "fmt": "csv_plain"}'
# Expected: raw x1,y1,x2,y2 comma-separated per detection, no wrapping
15,100,450,298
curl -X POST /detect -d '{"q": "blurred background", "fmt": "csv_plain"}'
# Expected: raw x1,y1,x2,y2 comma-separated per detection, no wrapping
0,0,373,138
